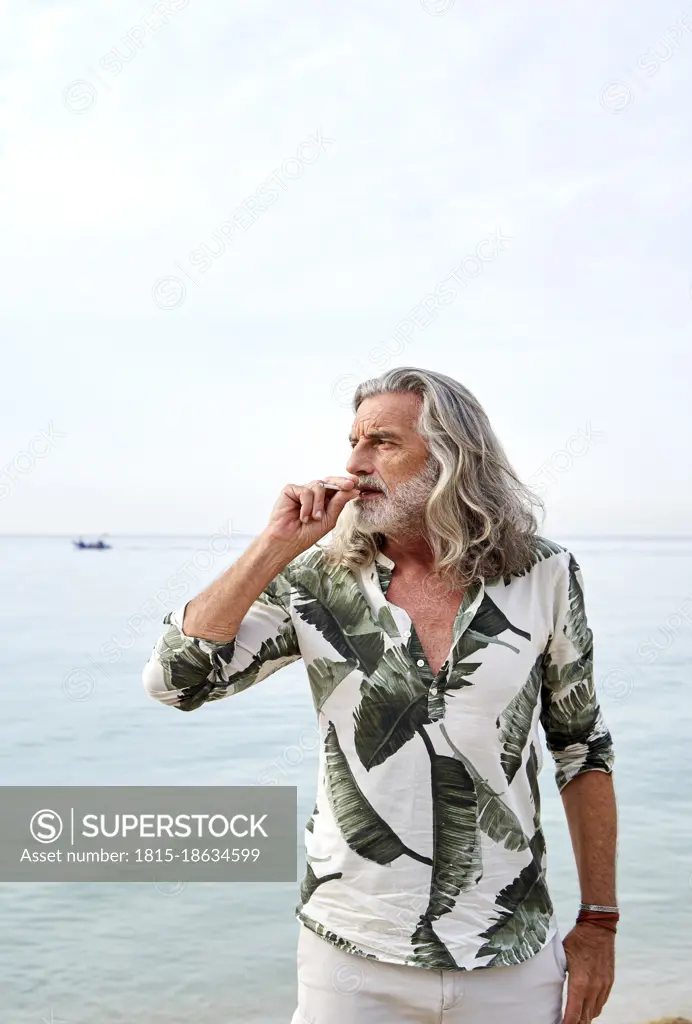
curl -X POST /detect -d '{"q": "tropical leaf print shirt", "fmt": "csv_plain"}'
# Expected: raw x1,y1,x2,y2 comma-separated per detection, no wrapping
142,535,615,971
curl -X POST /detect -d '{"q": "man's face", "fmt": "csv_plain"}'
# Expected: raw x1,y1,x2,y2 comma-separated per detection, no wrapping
345,392,439,534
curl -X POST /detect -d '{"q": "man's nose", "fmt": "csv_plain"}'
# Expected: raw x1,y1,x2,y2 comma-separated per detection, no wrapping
345,444,373,479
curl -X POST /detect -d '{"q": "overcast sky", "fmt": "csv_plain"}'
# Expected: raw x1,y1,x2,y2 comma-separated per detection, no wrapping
1,0,690,536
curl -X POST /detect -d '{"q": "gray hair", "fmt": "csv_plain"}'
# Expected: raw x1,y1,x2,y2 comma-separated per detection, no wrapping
318,367,546,586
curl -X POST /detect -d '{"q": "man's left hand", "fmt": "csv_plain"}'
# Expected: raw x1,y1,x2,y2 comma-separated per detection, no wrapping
561,923,615,1023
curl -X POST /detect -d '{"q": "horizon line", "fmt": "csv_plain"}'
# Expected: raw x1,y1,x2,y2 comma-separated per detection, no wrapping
2,533,692,541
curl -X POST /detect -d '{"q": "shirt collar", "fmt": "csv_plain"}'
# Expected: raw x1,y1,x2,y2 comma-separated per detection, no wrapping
370,548,487,661
373,551,394,597
373,547,485,585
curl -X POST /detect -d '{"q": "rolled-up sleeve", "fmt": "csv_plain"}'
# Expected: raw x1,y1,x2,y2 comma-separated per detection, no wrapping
539,550,615,792
142,565,301,712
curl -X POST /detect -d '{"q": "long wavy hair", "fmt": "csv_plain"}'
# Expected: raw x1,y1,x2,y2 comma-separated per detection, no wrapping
318,367,546,586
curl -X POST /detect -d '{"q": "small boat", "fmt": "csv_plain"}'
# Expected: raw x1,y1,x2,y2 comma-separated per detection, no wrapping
73,536,111,550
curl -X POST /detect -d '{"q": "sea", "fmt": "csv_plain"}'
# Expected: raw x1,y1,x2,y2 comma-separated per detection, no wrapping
1,534,691,1024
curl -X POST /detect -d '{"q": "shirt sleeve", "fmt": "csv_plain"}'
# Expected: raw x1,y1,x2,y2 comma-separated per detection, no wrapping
141,562,301,712
539,549,615,792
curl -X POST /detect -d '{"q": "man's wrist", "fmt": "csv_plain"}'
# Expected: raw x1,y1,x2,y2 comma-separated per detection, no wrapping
576,904,619,935
255,530,306,570
576,919,617,936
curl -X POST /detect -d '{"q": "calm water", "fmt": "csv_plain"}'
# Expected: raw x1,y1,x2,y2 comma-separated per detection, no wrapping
1,535,691,1024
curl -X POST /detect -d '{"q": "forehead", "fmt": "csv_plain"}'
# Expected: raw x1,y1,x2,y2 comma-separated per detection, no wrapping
349,392,422,441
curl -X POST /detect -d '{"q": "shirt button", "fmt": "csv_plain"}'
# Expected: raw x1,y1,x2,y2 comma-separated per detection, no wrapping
429,686,438,696
416,658,425,667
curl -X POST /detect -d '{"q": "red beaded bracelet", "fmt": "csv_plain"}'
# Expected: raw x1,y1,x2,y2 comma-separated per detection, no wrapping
576,909,619,933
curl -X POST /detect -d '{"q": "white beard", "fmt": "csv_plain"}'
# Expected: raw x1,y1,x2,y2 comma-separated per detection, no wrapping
354,455,439,537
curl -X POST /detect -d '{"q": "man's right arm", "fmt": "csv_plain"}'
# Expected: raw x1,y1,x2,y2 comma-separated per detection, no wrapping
142,533,303,712
141,473,361,713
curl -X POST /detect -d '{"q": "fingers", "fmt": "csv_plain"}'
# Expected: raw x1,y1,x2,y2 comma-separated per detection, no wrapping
322,482,361,524
592,982,611,1018
325,475,361,488
298,486,315,524
562,983,585,1024
563,991,601,1023
300,478,360,523
576,981,611,1021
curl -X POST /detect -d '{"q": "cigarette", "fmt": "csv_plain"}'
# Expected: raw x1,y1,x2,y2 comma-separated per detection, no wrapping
321,482,358,490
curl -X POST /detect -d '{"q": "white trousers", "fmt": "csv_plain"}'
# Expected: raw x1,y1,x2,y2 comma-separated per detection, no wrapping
290,923,567,1024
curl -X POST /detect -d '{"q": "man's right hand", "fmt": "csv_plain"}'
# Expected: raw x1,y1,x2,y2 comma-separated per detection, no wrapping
264,475,362,554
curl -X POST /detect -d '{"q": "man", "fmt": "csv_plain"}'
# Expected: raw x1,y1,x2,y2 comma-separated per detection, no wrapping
142,367,617,1024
